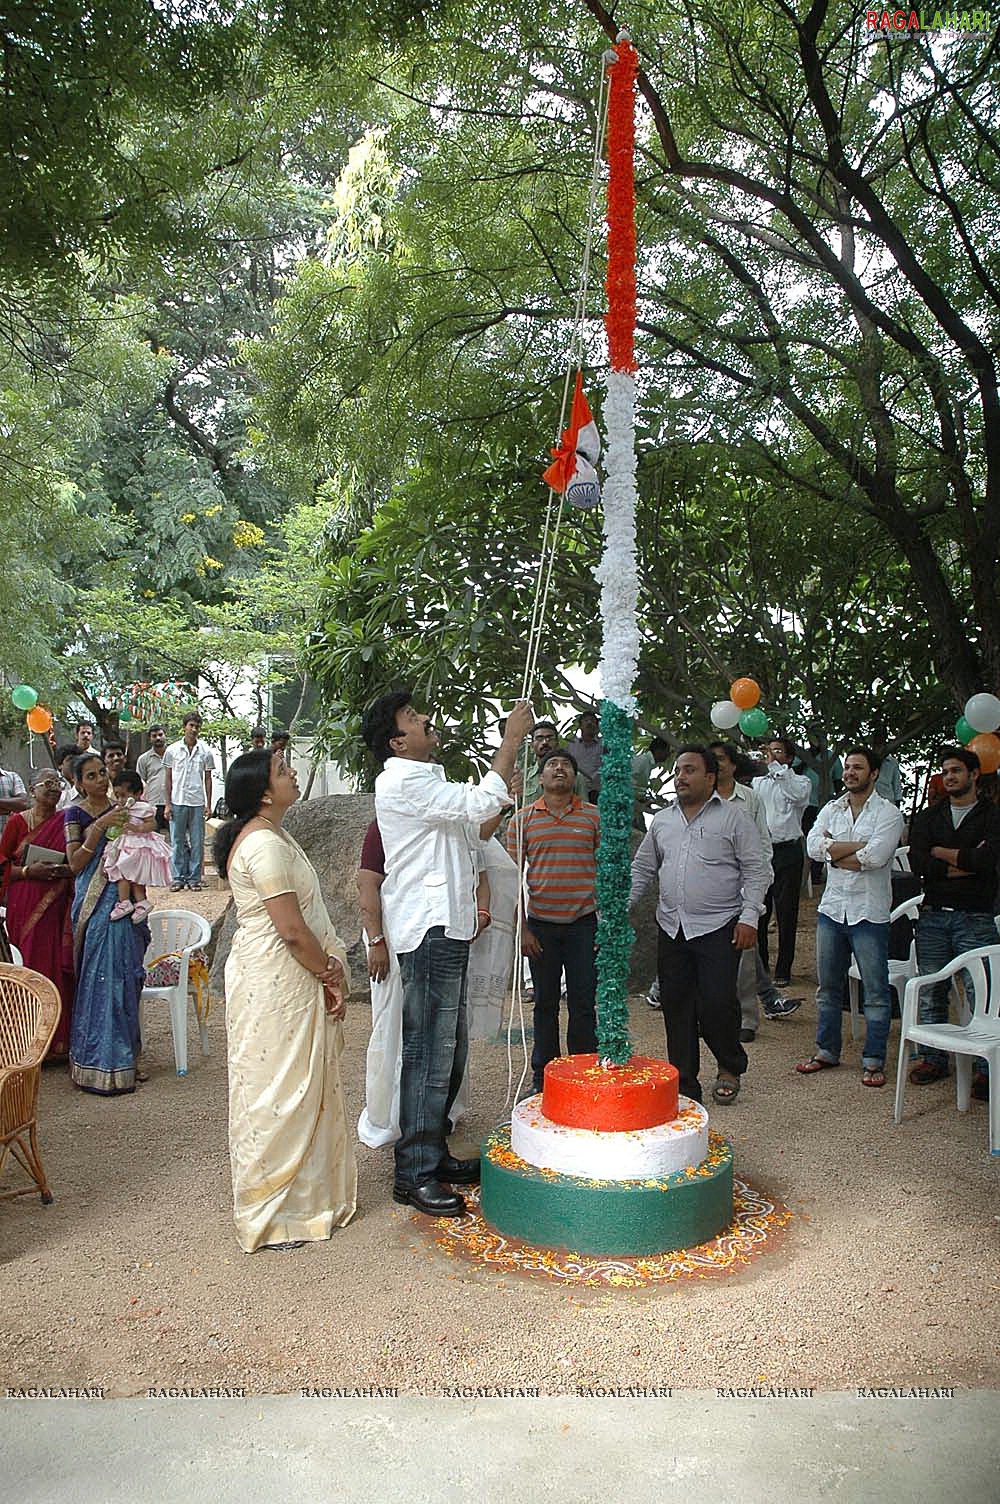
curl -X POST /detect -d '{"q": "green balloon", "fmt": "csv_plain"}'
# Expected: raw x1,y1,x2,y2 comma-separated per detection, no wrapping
739,707,770,738
11,684,39,711
119,707,133,723
955,715,975,745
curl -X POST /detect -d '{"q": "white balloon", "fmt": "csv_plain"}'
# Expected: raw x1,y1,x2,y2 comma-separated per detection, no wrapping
710,699,742,729
964,692,1000,734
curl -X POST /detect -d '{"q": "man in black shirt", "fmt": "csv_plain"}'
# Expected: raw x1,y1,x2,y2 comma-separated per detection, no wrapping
908,746,1000,1092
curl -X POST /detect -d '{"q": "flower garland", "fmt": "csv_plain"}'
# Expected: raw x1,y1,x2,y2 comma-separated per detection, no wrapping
595,36,640,1069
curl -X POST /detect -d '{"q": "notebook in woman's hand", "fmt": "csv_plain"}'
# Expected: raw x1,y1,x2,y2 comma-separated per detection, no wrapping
24,845,67,866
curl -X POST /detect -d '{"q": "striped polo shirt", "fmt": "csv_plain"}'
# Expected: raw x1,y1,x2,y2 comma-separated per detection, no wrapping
506,795,600,923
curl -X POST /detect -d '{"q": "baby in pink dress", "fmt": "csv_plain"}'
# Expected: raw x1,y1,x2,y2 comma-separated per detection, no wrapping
103,769,173,923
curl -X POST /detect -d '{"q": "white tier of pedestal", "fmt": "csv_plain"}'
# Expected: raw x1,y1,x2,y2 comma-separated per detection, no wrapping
510,1094,709,1181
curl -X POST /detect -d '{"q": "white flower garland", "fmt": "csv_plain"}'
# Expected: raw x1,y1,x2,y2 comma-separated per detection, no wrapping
595,370,639,715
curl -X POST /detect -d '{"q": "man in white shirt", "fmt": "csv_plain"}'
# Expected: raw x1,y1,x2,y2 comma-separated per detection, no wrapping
796,747,904,1087
164,712,216,890
0,765,30,836
753,736,812,985
136,725,169,831
54,745,80,811
362,689,533,1217
710,740,803,1040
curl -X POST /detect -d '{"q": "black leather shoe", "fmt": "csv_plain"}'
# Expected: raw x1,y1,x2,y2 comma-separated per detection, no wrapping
392,1180,466,1216
436,1153,481,1185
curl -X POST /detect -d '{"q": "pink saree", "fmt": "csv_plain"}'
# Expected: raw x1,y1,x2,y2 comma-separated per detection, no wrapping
0,809,75,1057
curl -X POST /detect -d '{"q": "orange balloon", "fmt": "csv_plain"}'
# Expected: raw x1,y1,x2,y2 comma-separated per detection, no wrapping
729,677,761,710
968,732,1000,775
26,705,53,734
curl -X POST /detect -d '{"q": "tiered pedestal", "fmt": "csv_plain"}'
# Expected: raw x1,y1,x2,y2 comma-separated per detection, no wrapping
481,1054,734,1256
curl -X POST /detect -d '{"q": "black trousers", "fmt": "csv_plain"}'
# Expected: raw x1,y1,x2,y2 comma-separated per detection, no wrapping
527,913,598,1089
657,919,747,1102
758,838,803,979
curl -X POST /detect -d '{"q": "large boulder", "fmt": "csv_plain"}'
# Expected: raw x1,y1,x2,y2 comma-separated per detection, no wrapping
208,792,660,997
209,793,375,996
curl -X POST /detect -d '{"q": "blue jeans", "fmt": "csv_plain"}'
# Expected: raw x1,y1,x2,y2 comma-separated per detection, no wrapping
170,804,205,884
526,913,598,1088
815,915,891,1070
913,909,997,1072
395,927,469,1189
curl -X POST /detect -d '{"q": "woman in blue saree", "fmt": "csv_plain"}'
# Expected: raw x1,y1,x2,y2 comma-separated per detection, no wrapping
64,753,149,1094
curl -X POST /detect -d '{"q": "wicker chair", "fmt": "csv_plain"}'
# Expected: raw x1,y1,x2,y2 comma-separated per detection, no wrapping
0,963,61,1203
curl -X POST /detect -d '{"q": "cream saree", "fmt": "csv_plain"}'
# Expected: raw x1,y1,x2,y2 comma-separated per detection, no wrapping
224,828,357,1252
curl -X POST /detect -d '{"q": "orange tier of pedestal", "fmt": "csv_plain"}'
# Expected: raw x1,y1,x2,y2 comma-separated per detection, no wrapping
541,1053,679,1132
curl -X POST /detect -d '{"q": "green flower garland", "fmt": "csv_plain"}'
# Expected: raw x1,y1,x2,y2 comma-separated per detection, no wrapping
595,699,634,1065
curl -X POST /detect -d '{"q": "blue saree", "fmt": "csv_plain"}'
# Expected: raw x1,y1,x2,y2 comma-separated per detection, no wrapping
66,805,149,1095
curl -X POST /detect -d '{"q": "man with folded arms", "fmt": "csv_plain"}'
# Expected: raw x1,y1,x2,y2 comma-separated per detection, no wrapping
362,690,533,1217
796,747,904,1088
907,745,1000,1098
630,745,768,1107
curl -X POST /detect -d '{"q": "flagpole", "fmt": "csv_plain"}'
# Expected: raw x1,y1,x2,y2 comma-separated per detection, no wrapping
594,32,640,1067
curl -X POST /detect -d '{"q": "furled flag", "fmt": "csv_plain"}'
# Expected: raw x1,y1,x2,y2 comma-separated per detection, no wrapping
542,370,601,510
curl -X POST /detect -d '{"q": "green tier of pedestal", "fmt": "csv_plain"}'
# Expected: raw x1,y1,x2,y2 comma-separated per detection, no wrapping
480,1125,734,1257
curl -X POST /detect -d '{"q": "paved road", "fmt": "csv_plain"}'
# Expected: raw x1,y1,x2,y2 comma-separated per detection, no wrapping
6,1391,998,1502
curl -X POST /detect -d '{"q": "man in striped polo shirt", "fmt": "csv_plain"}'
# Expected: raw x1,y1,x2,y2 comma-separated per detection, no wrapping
505,748,600,1092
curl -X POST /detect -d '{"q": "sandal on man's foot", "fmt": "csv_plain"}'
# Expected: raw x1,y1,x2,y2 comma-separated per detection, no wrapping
908,1060,948,1085
862,1066,886,1088
796,1056,839,1074
712,1075,740,1105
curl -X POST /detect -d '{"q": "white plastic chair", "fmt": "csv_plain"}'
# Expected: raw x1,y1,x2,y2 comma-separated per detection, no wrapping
141,910,212,1077
847,893,923,1041
891,845,911,873
894,943,1000,1155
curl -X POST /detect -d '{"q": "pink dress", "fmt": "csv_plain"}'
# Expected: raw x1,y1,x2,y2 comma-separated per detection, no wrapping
103,801,173,888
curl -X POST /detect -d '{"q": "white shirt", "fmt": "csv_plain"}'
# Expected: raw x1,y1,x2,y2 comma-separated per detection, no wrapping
807,791,904,925
726,781,773,889
56,778,78,811
0,767,26,836
164,739,216,807
752,762,811,843
375,758,511,955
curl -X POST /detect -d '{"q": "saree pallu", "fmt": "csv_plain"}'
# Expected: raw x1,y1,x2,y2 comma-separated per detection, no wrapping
0,810,75,1056
68,821,149,1095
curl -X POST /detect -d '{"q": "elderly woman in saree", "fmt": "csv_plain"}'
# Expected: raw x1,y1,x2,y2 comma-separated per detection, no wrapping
0,766,76,1057
64,753,150,1094
214,749,356,1253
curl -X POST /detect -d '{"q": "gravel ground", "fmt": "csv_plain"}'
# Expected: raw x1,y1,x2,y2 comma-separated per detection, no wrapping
2,889,998,1396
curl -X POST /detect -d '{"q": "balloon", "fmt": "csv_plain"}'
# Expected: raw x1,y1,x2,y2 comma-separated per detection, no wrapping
738,707,770,738
26,705,53,734
710,699,742,730
729,677,761,711
10,684,38,711
967,733,1000,775
954,716,976,746
963,692,1000,734
119,707,133,723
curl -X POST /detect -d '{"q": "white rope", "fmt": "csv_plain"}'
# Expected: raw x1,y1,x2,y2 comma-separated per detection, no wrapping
503,57,612,1110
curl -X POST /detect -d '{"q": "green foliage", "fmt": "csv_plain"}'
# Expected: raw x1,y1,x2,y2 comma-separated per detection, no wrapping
246,0,1000,765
